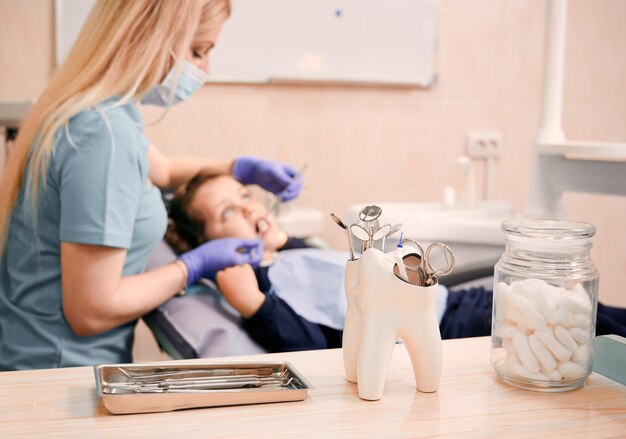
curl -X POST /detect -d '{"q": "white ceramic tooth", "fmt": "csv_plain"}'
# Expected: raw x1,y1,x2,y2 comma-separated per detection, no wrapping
528,334,557,371
572,344,591,367
554,326,578,353
512,331,540,374
558,361,586,379
535,330,571,362
570,327,589,345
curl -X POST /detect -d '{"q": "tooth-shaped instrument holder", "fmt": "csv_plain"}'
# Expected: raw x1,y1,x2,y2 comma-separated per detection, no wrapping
342,247,442,400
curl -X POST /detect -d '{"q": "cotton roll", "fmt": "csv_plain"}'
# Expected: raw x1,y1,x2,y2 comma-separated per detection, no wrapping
504,298,523,325
528,334,557,371
558,361,586,379
494,278,593,381
509,360,548,381
502,338,519,362
535,290,559,325
572,344,591,367
535,329,571,362
516,295,548,331
570,327,589,345
554,325,578,353
509,360,532,380
496,322,517,340
571,284,593,314
556,308,573,328
572,314,592,329
495,282,510,322
512,331,540,374
545,369,562,381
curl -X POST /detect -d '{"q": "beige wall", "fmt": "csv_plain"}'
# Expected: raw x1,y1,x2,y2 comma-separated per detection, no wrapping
1,0,624,308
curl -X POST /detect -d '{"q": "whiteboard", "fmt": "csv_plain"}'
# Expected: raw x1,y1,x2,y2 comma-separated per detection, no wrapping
211,0,438,86
55,0,438,87
54,0,96,66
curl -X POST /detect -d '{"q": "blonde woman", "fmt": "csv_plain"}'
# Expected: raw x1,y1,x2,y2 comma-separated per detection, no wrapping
0,0,303,370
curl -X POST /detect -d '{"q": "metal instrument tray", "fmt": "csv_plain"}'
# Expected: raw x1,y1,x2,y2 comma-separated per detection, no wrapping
94,361,311,414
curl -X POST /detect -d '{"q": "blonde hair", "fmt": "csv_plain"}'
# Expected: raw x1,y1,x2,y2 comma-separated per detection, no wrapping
0,0,230,254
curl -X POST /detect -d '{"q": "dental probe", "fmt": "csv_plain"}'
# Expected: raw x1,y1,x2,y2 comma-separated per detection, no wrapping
395,233,409,282
270,163,309,215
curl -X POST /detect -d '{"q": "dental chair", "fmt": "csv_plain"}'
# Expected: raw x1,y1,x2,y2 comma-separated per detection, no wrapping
143,240,267,359
142,238,498,360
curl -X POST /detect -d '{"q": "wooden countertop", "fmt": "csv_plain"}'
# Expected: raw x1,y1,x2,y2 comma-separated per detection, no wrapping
0,337,624,438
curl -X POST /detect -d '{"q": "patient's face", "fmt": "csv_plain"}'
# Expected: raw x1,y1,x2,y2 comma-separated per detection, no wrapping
189,175,287,252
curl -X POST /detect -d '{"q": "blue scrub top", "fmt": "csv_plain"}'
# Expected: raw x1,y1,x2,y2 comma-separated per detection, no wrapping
0,98,167,370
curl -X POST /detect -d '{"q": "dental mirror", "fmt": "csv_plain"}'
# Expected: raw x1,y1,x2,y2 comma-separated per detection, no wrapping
330,213,347,230
371,223,392,241
387,223,402,236
330,213,356,260
350,223,371,241
382,223,402,252
358,205,382,222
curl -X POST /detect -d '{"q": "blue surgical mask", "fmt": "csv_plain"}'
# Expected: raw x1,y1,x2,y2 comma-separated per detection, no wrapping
141,60,209,107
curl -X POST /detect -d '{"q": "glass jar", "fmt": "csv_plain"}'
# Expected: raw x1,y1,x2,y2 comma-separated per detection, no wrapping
491,219,599,392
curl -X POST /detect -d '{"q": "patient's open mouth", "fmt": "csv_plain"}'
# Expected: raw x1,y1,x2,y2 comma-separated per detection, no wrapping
256,218,270,235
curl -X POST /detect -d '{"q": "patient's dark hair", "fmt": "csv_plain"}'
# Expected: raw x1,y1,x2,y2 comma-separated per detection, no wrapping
165,170,221,254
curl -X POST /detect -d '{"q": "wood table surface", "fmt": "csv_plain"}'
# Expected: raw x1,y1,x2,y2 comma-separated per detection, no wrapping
0,337,624,438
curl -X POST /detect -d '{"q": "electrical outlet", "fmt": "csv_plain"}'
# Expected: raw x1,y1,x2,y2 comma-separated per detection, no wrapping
467,131,501,158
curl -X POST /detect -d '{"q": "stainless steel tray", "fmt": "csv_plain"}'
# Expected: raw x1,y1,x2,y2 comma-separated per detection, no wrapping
94,361,311,414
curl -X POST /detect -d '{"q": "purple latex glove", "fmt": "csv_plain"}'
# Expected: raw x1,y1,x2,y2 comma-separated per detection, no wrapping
232,156,303,202
178,238,264,287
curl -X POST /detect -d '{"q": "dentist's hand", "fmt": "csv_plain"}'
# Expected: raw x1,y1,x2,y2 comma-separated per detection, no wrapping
232,156,303,202
178,238,263,287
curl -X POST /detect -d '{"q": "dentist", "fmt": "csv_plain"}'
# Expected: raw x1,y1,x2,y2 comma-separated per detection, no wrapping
0,0,301,370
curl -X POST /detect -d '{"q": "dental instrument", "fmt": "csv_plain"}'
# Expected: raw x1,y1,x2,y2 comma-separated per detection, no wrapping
357,205,383,248
358,205,382,222
269,163,309,215
371,223,391,249
381,223,402,252
350,223,371,247
330,213,356,260
394,233,409,282
401,238,455,286
96,362,311,413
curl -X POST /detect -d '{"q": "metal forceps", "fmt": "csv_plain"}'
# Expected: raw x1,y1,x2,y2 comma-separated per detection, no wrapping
401,238,455,286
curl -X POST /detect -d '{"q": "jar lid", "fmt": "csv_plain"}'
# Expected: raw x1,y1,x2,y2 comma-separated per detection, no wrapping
501,218,596,240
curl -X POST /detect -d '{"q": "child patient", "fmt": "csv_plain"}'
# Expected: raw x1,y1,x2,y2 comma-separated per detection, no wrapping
165,170,343,353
